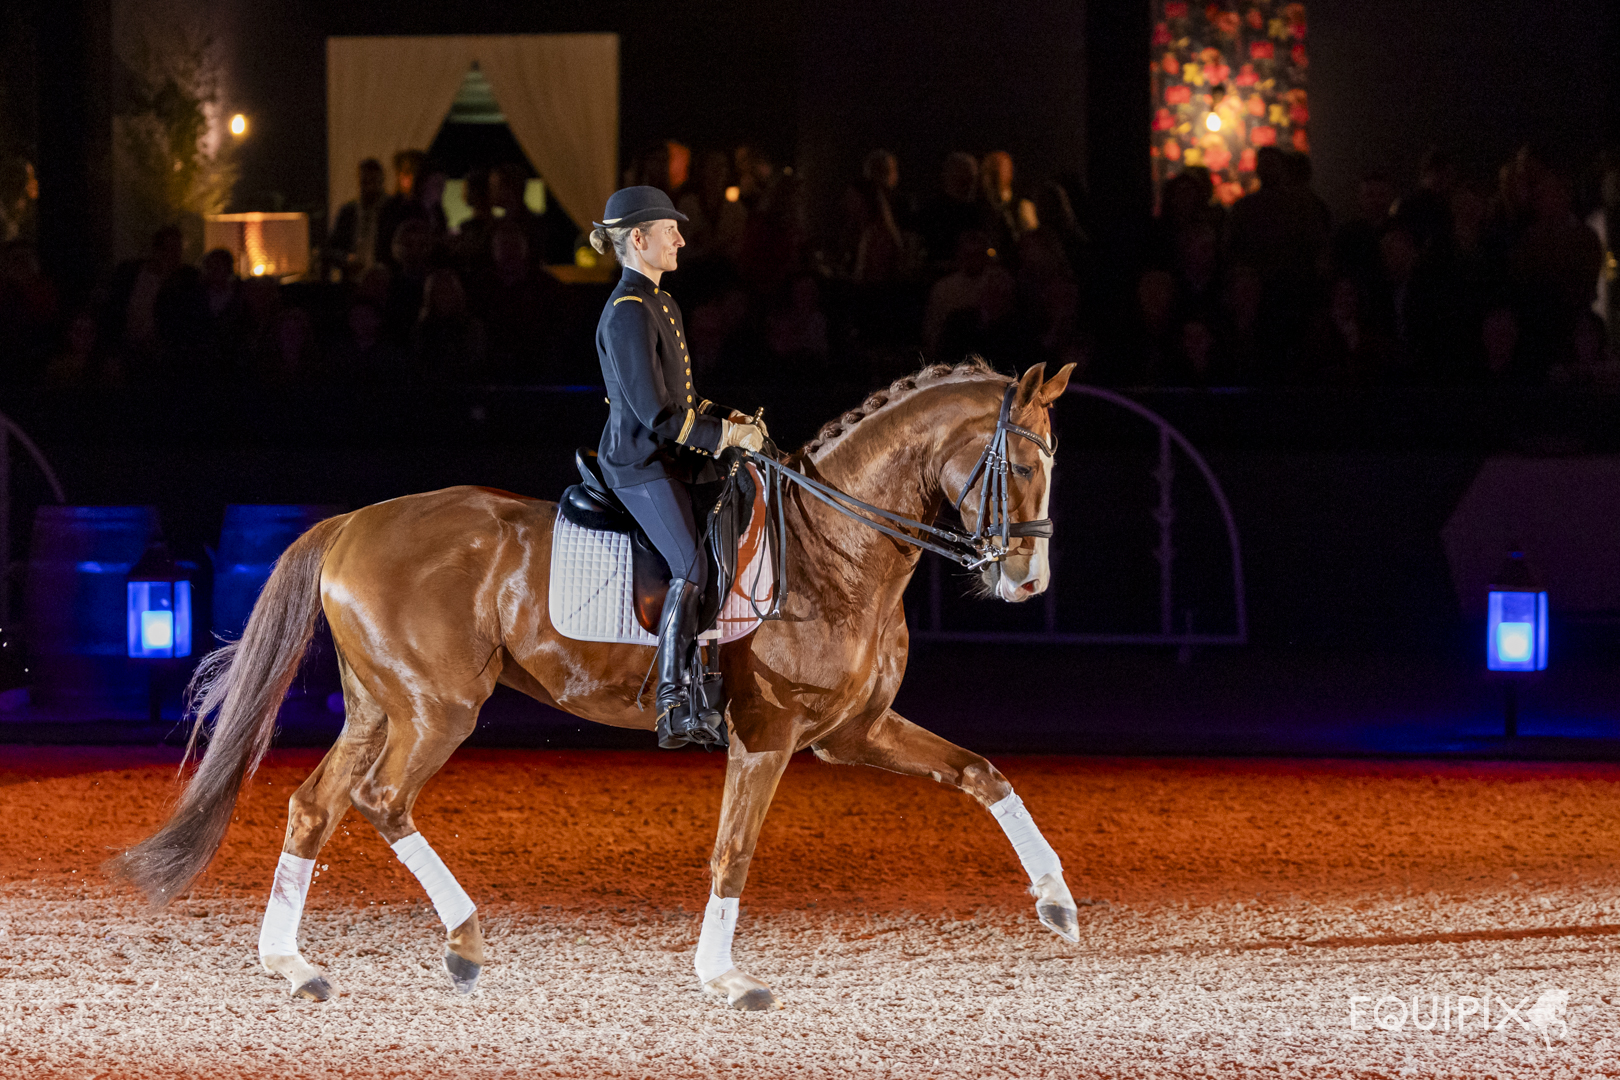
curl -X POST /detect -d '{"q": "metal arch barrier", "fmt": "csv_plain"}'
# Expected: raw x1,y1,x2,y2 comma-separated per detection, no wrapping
911,385,1248,647
0,411,68,625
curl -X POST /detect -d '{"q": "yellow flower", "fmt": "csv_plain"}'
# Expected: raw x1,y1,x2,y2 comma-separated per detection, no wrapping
1268,103,1289,126
1269,18,1290,40
1183,146,1205,166
1182,61,1204,86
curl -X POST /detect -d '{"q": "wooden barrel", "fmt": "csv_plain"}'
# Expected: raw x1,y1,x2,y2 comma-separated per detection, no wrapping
212,504,344,640
25,505,160,712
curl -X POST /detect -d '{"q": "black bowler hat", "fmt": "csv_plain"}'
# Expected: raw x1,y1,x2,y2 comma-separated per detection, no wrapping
593,185,689,230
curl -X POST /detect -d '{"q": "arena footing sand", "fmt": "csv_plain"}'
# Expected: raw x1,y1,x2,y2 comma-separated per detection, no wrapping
4,749,1620,1077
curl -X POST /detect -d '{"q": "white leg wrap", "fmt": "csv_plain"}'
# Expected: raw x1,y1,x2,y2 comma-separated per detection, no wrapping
258,852,315,959
391,832,476,932
694,893,740,984
989,792,1063,884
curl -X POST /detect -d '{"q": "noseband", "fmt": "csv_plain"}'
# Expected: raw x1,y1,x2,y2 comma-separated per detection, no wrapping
743,383,1056,619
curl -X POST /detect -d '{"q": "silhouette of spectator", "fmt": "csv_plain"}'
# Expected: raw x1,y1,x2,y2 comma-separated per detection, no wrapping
1331,172,1396,291
916,152,991,266
377,150,429,269
677,150,747,267
980,151,1028,257
764,273,830,370
413,268,486,382
327,158,386,277
471,220,564,382
1226,146,1328,378
382,218,434,348
924,230,1015,357
491,164,546,271
0,241,58,382
199,247,244,378
455,168,496,268
329,301,401,385
1017,182,1086,368
415,164,451,255
0,158,37,244
1506,144,1603,380
41,309,107,388
844,149,907,283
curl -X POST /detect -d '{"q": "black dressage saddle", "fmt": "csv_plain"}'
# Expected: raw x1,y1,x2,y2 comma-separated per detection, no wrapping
559,448,756,635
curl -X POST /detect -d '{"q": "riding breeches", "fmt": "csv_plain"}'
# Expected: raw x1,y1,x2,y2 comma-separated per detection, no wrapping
613,476,709,593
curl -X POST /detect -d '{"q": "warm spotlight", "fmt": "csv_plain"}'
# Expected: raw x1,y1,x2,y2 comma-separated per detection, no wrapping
724,185,741,203
230,113,248,137
1205,113,1223,132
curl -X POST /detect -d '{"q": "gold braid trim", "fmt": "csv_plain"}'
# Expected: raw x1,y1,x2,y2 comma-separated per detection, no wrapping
676,408,696,444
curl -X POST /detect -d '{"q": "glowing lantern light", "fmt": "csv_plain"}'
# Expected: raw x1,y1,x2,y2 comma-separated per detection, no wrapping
724,185,741,203
126,542,192,660
230,113,248,137
1205,112,1223,132
1486,550,1547,673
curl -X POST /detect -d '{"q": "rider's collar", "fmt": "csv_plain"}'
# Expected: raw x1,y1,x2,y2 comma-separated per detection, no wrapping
618,266,661,295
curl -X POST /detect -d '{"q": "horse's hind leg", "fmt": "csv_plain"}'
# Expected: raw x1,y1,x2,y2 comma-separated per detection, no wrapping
259,655,386,1000
348,693,487,996
812,708,1080,942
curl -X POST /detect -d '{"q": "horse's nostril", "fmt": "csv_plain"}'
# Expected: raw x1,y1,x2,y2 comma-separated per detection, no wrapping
1020,580,1038,593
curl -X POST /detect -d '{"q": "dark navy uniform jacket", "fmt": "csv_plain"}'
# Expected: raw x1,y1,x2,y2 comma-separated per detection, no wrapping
595,266,726,488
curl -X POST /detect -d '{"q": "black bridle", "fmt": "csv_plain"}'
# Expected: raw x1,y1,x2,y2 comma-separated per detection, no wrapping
742,383,1055,619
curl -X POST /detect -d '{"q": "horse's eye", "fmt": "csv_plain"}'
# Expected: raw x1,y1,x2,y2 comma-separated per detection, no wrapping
1011,464,1033,479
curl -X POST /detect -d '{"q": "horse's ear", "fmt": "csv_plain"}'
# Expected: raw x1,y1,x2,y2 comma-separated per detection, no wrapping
1014,363,1047,406
1036,362,1076,407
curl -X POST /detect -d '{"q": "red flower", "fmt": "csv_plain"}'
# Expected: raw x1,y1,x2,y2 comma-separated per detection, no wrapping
1289,102,1309,125
1250,126,1277,147
1162,53,1180,76
1153,22,1172,45
1292,129,1310,153
1219,11,1241,33
1204,61,1231,85
1163,140,1182,162
1204,4,1221,20
1291,44,1308,68
1246,7,1263,29
1217,181,1246,206
1234,62,1258,87
1238,148,1256,172
1153,108,1175,131
1165,1,1188,16
1165,85,1192,105
1293,18,1307,39
1202,141,1232,172
1249,41,1274,60
1246,94,1265,116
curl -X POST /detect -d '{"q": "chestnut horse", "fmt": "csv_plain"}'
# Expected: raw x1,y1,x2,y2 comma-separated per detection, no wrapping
115,359,1078,1012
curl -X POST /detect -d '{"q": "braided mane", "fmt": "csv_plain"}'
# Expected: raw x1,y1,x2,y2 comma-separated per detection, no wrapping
803,357,1005,459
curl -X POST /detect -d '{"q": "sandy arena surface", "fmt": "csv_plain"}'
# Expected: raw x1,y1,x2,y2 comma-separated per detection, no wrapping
4,747,1620,1077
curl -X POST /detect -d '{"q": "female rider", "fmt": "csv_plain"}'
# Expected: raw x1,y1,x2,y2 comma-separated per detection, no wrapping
589,185,765,748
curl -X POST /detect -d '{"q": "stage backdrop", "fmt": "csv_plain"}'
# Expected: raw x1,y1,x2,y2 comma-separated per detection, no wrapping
326,34,618,233
1150,2,1310,205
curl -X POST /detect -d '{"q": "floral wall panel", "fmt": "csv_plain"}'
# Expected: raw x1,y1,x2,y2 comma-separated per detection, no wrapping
1151,2,1308,206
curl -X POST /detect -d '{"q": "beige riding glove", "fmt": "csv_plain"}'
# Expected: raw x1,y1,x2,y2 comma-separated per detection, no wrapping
718,419,765,452
730,410,769,440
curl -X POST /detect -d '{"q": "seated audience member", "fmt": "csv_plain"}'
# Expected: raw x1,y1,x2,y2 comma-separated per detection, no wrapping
412,268,486,382
764,273,830,370
377,150,428,268
416,164,451,251
471,221,564,382
1331,172,1397,293
838,150,907,283
980,151,1029,257
917,152,992,266
0,241,58,382
329,301,401,385
492,164,547,269
327,158,386,277
383,218,434,348
924,230,1015,357
41,310,109,388
455,168,497,268
198,247,244,377
1506,144,1604,380
677,150,747,267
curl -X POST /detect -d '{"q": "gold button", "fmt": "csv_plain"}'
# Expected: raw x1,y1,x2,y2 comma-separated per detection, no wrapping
686,381,692,388
687,395,693,402
663,306,670,312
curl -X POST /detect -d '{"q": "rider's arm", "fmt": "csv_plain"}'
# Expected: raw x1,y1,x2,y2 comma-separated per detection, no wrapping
603,303,723,455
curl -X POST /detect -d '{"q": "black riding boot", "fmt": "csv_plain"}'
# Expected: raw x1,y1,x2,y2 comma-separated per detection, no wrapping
654,578,700,749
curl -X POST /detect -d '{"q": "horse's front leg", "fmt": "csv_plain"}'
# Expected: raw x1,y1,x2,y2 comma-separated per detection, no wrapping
813,707,1079,942
697,724,792,1011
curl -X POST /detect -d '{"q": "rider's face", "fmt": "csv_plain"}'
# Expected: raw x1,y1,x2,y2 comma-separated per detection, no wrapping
634,219,685,273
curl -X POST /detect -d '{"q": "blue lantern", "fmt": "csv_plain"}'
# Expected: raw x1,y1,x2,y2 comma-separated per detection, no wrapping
1486,549,1546,673
127,542,192,659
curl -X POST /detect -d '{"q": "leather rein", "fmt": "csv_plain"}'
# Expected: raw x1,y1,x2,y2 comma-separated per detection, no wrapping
743,383,1055,620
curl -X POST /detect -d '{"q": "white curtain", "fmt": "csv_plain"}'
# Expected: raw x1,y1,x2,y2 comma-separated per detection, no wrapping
326,34,619,234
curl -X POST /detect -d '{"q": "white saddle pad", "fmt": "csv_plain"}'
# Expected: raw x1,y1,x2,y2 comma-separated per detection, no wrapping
548,495,775,646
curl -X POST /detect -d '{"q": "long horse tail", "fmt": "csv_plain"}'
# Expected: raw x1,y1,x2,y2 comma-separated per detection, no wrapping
108,514,349,906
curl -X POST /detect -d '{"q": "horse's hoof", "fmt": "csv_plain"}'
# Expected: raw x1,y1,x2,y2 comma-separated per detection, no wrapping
445,948,481,995
732,987,777,1011
1037,902,1080,943
292,976,332,1002
704,968,781,1011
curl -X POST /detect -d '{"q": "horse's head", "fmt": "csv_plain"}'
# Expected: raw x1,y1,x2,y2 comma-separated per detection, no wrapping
942,362,1074,602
